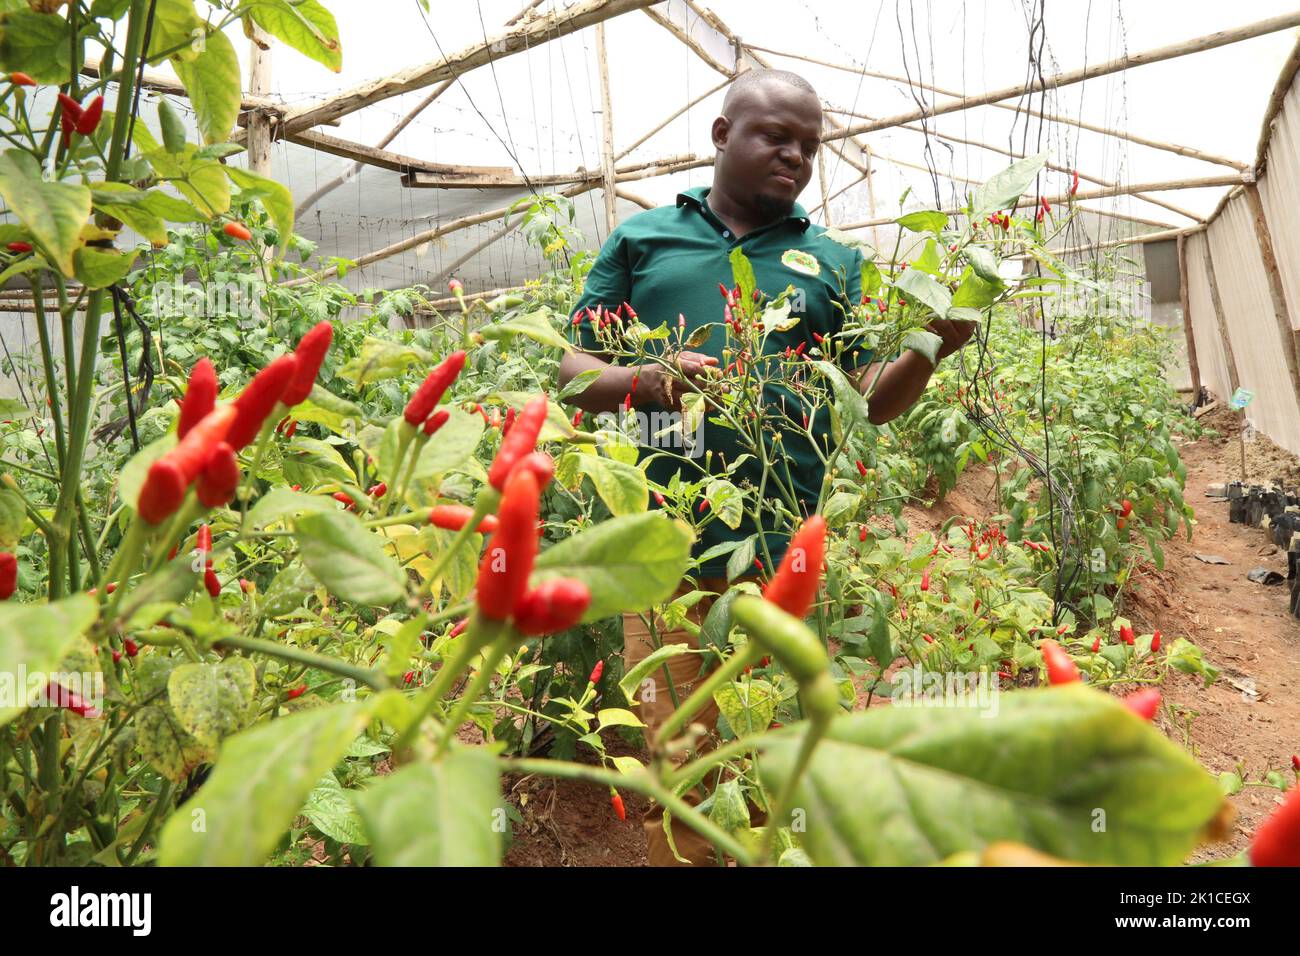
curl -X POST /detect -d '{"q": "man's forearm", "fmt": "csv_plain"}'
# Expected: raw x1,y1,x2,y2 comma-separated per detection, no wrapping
860,350,936,424
558,351,641,414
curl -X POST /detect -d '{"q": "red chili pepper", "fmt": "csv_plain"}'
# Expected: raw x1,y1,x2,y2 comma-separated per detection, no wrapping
475,468,541,621
429,504,499,534
282,321,333,406
6,241,32,254
502,406,516,436
1091,635,1101,653
222,221,253,242
515,451,555,489
512,578,591,636
239,578,253,594
920,570,930,592
855,459,868,478
290,485,301,492
1249,785,1300,867
1070,169,1080,196
1150,629,1161,653
1120,624,1135,646
112,649,122,663
449,278,464,295
48,683,98,718
227,355,298,451
610,790,626,822
8,72,35,87
203,567,221,598
449,618,469,638
678,313,686,329
698,498,709,514
74,95,103,135
286,684,308,700
57,92,83,124
762,515,826,620
333,491,356,511
403,671,416,686
195,524,212,556
0,552,16,600
138,406,237,523
1040,639,1080,685
487,396,548,491
405,351,468,428
572,409,584,427
195,439,240,509
423,408,450,436
652,491,665,506
858,526,867,543
1292,754,1300,772
283,420,298,439
177,357,217,440
754,558,764,572
122,637,139,658
1120,498,1133,517
1122,688,1160,722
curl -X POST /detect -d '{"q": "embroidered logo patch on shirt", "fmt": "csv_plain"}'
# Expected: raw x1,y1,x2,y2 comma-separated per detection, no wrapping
781,248,821,277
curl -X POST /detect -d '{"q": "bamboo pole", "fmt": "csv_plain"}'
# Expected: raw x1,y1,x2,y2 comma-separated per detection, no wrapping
818,12,1300,146
615,187,656,210
816,145,832,226
756,44,1250,173
1242,182,1300,407
1201,236,1248,479
808,170,867,217
825,103,1205,223
836,175,1241,231
863,144,880,249
614,74,733,161
505,0,548,26
1008,225,1201,261
1177,234,1202,404
279,0,658,135
642,5,733,78
245,26,274,178
596,22,619,235
295,79,454,218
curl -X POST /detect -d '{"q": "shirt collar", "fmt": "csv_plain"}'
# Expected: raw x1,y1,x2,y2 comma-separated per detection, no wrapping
676,185,811,232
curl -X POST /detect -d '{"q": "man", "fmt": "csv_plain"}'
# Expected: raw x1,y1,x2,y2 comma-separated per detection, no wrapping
559,69,974,865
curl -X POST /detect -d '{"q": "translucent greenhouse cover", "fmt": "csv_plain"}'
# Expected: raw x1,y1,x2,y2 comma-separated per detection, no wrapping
59,1,1300,296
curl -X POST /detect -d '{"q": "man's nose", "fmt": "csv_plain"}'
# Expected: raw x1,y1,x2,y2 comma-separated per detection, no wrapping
778,142,802,167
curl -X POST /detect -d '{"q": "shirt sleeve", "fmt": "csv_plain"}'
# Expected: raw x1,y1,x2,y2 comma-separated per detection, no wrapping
834,249,875,373
568,224,632,355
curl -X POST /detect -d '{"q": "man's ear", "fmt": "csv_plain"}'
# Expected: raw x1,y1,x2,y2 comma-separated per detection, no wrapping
711,115,730,151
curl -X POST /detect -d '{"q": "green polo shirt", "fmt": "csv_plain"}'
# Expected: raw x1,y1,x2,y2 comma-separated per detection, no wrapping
569,185,872,576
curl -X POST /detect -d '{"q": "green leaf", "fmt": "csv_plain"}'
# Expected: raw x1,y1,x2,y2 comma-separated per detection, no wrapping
295,511,406,606
901,329,943,366
353,749,507,866
725,535,756,582
406,407,485,483
597,707,645,730
302,773,369,844
972,152,1048,219
166,657,257,748
172,25,240,144
533,512,693,621
157,697,385,865
249,0,342,72
708,778,750,832
289,386,362,433
338,336,432,387
619,643,692,701
809,360,869,428
859,258,881,297
479,310,571,352
575,454,647,517
73,247,138,290
0,486,24,548
91,182,168,245
729,245,757,307
556,368,601,402
962,245,1001,284
759,685,1225,866
895,268,952,319
0,150,91,276
714,679,775,737
225,165,293,254
0,10,74,84
282,436,354,488
867,592,894,668
0,594,98,727
951,271,1001,310
137,702,211,782
246,487,336,530
704,477,744,530
895,210,947,235
147,0,204,65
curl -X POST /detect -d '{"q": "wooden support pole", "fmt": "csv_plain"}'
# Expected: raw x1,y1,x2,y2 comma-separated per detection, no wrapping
836,176,1241,231
819,11,1300,145
1242,182,1300,407
816,145,832,226
615,187,656,210
596,22,619,235
1009,225,1202,260
1177,234,1202,404
863,144,880,250
642,5,733,77
615,74,733,161
279,0,658,136
246,26,273,178
1202,238,1248,479
759,45,1248,174
295,79,454,218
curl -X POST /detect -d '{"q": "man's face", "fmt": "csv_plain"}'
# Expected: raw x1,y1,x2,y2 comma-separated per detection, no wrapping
713,82,823,219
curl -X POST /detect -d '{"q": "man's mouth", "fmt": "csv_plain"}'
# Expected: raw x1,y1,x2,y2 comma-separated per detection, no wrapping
771,171,797,188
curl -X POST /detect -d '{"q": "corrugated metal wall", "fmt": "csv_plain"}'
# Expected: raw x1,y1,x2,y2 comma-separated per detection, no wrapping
1183,65,1300,456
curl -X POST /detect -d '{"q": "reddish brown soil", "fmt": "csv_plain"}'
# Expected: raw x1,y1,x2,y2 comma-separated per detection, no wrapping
502,420,1299,866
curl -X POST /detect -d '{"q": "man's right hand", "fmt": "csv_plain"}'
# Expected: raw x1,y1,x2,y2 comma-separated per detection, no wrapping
638,351,719,411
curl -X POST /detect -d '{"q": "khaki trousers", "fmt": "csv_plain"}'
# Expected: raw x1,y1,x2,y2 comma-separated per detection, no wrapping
622,576,753,867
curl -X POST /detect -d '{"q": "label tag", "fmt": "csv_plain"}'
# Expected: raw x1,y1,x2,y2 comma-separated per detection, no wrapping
1229,388,1254,410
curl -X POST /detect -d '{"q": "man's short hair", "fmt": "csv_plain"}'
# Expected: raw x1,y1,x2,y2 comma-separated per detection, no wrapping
721,68,819,117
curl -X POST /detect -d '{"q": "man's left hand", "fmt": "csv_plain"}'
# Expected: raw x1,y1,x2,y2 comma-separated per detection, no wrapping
928,317,977,362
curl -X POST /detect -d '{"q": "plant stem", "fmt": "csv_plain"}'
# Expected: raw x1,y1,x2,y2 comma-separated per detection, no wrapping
215,634,388,690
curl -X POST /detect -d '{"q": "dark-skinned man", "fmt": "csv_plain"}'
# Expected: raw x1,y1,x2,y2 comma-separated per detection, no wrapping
559,69,975,866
